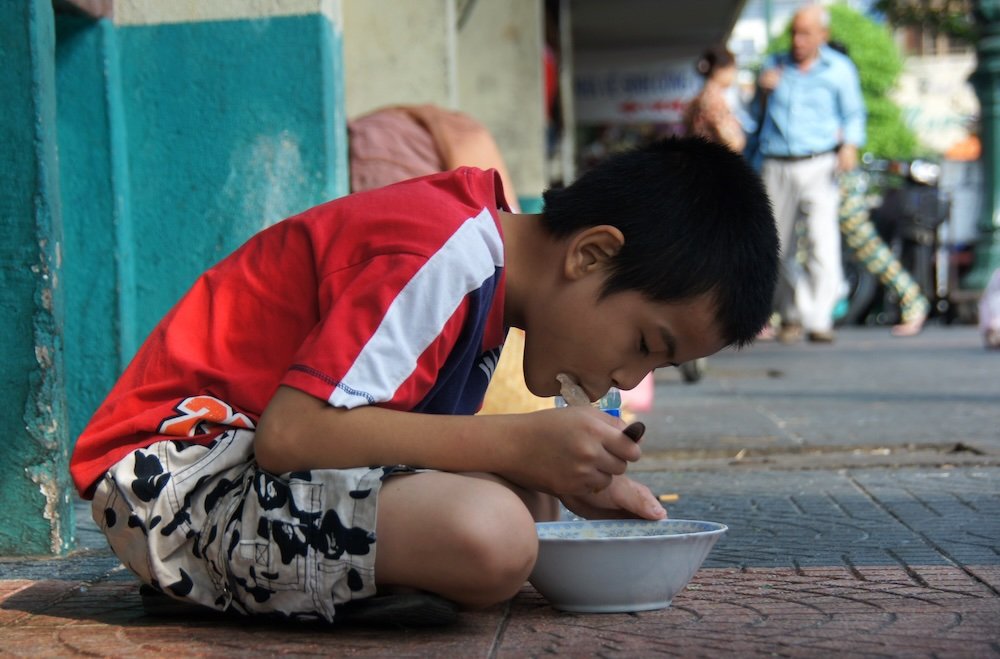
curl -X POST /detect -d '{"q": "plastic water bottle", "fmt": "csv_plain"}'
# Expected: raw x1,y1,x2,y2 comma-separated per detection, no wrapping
597,387,622,417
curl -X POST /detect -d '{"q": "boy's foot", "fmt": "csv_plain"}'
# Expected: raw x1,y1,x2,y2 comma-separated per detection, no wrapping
806,330,836,344
335,592,459,628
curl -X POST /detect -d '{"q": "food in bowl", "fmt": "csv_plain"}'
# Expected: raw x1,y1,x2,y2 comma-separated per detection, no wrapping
529,519,727,613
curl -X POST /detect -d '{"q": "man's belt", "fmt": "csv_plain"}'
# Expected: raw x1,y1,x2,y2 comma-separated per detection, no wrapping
765,149,837,162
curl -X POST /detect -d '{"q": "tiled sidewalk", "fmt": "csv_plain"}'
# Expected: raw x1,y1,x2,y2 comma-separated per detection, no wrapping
2,559,998,656
3,465,997,657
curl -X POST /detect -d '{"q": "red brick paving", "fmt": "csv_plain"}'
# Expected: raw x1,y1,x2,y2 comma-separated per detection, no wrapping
3,566,998,657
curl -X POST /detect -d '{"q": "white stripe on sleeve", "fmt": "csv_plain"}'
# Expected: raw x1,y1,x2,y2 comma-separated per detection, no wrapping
329,208,504,408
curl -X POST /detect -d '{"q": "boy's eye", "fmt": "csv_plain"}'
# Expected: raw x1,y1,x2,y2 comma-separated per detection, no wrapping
639,336,650,355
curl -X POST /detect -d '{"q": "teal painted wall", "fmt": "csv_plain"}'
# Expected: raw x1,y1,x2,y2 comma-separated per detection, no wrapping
56,13,348,448
117,15,347,342
56,16,134,444
1,5,347,555
517,196,545,214
0,0,74,555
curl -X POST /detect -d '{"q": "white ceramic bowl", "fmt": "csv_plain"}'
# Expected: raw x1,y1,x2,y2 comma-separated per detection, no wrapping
529,519,727,613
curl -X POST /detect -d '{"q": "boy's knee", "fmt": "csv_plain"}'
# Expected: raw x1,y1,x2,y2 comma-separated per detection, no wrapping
376,473,541,607
453,488,538,606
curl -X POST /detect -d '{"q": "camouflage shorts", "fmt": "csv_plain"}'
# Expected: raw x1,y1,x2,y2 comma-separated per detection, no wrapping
91,428,418,623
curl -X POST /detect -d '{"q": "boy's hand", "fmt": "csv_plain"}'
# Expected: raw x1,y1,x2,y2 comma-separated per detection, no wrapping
561,475,666,520
501,407,642,498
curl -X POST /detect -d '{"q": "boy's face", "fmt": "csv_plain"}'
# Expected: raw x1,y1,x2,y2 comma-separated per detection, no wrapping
520,270,727,401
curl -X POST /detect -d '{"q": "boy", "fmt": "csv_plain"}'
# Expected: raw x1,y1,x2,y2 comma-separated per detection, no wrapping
70,137,778,626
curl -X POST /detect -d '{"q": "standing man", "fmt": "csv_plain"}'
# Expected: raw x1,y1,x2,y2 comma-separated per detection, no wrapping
757,4,866,344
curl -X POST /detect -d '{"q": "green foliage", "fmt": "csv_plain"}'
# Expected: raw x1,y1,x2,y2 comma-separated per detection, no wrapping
767,2,919,159
865,95,919,158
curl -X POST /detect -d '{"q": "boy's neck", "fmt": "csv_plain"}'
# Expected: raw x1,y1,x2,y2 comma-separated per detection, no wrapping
498,210,561,331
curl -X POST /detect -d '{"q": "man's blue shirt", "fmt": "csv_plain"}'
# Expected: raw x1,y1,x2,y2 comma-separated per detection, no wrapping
758,45,866,158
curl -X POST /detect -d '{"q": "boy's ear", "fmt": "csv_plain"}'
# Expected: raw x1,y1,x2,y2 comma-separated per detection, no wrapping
565,225,625,279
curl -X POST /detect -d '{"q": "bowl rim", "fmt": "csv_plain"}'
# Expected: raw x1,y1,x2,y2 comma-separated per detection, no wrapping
535,518,728,541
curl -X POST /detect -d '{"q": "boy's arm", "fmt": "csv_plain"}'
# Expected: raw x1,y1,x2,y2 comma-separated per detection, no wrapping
254,385,642,501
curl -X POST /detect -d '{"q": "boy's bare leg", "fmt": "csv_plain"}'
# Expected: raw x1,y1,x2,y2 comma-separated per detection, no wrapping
464,471,562,522
374,471,544,608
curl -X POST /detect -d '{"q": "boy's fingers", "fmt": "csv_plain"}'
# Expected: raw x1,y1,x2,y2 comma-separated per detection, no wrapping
596,451,629,477
603,433,642,463
616,478,667,520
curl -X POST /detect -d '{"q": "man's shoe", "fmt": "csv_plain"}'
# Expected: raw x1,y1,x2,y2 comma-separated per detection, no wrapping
986,329,1000,350
756,323,776,341
778,324,802,345
806,330,836,344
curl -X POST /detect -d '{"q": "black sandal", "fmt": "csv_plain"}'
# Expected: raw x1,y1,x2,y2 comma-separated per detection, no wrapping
334,592,459,628
140,584,458,627
139,584,232,618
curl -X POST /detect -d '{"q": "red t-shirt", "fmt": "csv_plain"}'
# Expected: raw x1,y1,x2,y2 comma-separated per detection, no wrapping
71,168,510,497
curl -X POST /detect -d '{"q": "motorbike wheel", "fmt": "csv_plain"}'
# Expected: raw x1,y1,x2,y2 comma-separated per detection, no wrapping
838,257,879,326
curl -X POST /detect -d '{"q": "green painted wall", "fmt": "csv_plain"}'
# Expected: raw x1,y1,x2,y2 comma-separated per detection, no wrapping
0,0,74,556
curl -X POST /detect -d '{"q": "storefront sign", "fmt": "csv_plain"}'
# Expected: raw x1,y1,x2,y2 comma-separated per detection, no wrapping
574,53,701,124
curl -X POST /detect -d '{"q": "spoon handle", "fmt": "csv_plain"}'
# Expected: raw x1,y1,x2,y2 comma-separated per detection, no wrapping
623,422,645,442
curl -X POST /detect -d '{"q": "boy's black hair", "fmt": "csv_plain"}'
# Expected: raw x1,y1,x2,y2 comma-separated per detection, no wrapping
541,137,778,348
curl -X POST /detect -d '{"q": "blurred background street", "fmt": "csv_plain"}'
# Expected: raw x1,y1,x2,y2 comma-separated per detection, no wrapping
4,0,1000,655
